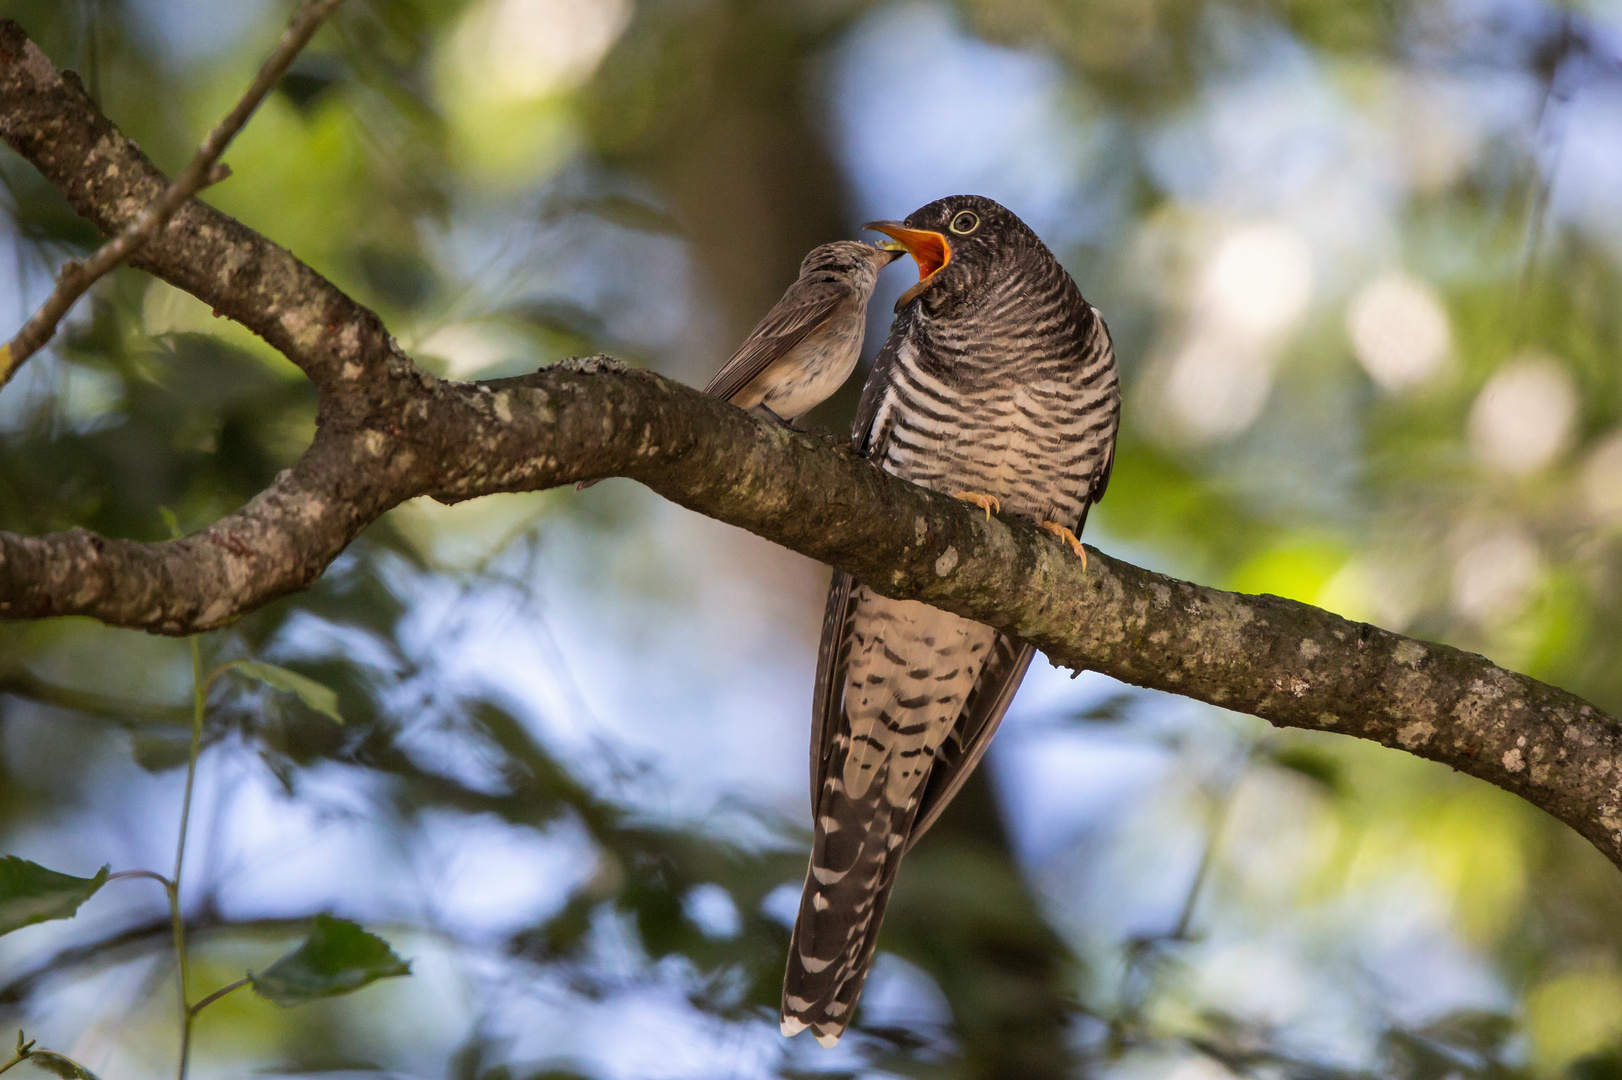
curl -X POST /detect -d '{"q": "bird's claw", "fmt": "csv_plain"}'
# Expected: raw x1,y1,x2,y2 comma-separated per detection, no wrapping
1041,521,1087,571
954,490,1001,520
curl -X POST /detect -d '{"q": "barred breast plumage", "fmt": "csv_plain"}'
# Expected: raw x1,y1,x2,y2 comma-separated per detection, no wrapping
781,196,1120,1047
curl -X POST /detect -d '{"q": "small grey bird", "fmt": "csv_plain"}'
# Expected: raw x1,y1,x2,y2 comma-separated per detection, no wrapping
780,196,1121,1046
702,239,902,422
577,240,899,490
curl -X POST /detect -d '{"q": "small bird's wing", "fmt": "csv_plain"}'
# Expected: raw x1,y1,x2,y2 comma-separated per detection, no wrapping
703,279,853,405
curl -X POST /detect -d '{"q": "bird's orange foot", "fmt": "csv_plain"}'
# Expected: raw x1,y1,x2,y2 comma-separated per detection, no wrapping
1041,521,1088,571
954,490,1001,520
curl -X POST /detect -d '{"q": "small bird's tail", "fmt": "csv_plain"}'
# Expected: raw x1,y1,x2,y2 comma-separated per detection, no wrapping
781,764,918,1047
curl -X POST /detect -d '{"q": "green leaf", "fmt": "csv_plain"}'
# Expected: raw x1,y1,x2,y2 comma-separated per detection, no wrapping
0,857,110,936
26,1051,104,1080
224,661,344,726
249,915,410,1007
158,505,181,539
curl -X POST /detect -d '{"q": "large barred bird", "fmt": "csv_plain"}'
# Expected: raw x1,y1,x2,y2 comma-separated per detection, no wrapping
780,196,1121,1046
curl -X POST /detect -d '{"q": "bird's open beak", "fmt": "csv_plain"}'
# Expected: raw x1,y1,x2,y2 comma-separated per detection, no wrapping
865,221,949,307
873,242,906,265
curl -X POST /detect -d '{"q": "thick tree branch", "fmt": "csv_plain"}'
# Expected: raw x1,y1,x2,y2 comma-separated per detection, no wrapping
0,422,399,630
3,22,1622,880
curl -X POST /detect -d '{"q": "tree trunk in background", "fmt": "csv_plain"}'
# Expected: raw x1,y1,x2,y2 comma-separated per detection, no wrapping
586,0,860,351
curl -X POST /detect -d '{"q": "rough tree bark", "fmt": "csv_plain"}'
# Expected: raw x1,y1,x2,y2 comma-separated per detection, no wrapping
4,19,1622,886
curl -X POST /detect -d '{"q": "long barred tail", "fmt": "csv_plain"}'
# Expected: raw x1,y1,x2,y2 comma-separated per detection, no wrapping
781,758,919,1046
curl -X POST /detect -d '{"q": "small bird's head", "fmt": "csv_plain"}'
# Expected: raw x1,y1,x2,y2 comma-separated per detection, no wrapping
864,195,1040,313
797,240,904,293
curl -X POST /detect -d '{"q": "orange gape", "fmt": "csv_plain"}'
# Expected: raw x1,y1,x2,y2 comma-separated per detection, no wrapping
866,223,951,281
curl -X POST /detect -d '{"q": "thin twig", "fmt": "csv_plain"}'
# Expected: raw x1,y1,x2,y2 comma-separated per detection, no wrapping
0,1035,94,1080
1168,749,1250,943
173,637,207,1080
107,868,175,889
188,976,250,1017
0,0,348,388
0,1033,35,1078
1513,14,1588,335
0,914,332,1006
1107,737,1255,1053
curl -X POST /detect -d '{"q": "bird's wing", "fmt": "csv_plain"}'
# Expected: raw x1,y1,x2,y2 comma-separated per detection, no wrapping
850,312,907,453
791,544,1047,1043
811,576,1033,854
1092,439,1116,507
703,279,852,405
1070,424,1116,535
904,633,1036,851
809,568,857,810
1075,305,1120,526
792,579,999,1044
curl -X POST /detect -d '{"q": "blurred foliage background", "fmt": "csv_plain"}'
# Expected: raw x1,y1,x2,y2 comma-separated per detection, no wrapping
1,0,1621,1076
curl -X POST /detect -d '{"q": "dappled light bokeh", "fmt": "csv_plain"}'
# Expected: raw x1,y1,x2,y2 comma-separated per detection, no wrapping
2,0,1622,1076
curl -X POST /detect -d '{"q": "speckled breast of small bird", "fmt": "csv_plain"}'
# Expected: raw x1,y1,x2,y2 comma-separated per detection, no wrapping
744,313,867,421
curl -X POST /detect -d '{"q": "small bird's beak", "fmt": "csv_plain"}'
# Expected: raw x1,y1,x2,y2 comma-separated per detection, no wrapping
865,221,950,308
873,241,906,265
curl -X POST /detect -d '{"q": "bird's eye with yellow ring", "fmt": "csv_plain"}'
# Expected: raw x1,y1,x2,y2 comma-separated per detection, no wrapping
948,210,980,235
